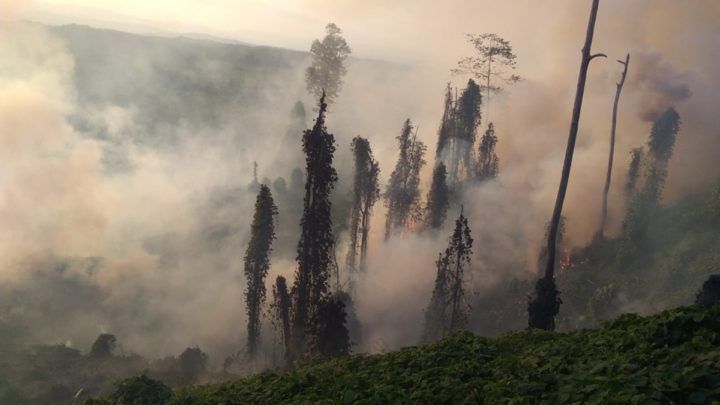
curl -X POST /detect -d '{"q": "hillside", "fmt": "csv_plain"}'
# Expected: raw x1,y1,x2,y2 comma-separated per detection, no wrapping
89,304,720,404
470,181,720,336
46,23,309,148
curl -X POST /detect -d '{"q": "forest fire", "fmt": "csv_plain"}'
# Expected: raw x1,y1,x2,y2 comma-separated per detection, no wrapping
2,0,719,402
558,248,589,273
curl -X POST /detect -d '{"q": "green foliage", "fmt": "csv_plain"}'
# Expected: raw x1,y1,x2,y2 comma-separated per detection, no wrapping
316,294,352,358
695,275,720,308
101,373,172,405
244,184,278,357
271,276,293,365
528,276,562,331
422,209,474,341
90,334,117,359
625,147,644,196
453,33,521,117
553,184,720,331
305,23,351,104
293,93,339,361
587,283,619,322
178,347,208,381
643,107,681,203
455,79,483,146
141,306,720,404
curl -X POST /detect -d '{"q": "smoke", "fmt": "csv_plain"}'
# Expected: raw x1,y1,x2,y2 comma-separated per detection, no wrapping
0,0,32,20
631,50,693,122
0,22,293,361
1,0,720,368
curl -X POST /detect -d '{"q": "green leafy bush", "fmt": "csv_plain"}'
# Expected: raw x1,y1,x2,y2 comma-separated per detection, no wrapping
95,373,172,405
93,305,720,404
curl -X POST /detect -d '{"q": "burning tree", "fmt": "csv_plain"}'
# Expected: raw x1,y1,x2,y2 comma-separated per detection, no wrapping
529,0,605,331
384,119,427,240
244,184,278,358
537,216,567,275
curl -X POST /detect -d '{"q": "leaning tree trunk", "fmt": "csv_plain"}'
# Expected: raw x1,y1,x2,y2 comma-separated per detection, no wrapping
528,0,605,331
597,53,630,239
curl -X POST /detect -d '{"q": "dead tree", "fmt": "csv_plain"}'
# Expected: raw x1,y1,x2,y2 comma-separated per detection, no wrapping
597,53,630,239
528,0,605,331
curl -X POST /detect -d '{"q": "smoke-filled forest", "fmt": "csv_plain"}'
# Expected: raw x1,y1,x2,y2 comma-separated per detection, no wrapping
2,0,720,403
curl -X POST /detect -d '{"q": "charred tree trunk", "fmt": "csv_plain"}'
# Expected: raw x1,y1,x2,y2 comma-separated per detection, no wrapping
597,53,630,239
529,0,605,331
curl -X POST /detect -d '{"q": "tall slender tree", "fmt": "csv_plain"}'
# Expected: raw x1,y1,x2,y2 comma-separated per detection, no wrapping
447,208,474,333
529,0,605,331
453,79,482,183
384,119,427,240
597,53,630,239
271,276,292,365
617,108,681,266
425,162,450,230
476,123,500,182
435,80,482,185
244,184,278,358
643,107,680,203
421,252,450,342
346,137,380,274
305,23,351,104
453,33,521,119
291,93,338,361
421,207,474,342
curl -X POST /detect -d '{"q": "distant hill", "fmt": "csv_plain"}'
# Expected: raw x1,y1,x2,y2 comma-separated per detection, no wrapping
48,24,310,147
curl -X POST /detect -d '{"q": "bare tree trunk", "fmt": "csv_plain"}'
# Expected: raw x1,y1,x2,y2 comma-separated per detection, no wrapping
597,53,630,239
529,0,605,330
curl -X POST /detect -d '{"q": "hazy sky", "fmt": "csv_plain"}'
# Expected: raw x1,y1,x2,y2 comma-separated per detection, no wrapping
2,0,720,356
13,1,719,75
